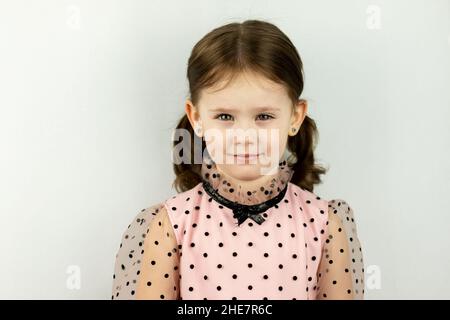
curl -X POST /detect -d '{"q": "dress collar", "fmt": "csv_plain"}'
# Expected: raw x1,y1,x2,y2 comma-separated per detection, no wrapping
200,153,294,206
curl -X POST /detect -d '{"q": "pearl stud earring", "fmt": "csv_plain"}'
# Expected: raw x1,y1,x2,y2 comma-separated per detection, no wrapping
195,123,202,135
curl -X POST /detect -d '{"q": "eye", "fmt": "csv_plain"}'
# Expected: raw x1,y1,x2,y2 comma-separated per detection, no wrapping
256,113,275,121
215,113,234,121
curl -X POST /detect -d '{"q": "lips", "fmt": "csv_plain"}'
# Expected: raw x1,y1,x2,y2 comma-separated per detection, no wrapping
234,154,258,157
233,154,260,160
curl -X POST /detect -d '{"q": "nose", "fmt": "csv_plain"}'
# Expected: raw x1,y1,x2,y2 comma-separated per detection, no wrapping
228,124,260,154
232,125,256,142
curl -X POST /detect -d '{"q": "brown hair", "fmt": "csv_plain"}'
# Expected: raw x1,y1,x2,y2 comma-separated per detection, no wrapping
172,19,327,193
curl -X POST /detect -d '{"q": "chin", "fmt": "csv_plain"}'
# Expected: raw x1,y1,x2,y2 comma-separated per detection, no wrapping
227,164,263,180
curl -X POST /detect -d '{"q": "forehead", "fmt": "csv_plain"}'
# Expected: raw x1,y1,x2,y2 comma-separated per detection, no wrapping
198,71,291,111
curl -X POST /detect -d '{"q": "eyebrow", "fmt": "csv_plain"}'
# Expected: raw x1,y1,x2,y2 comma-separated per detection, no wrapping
208,106,280,113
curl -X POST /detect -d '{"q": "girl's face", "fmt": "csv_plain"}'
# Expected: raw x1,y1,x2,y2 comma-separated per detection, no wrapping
186,70,307,182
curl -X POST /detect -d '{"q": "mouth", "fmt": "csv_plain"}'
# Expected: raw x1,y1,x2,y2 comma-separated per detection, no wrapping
231,154,260,160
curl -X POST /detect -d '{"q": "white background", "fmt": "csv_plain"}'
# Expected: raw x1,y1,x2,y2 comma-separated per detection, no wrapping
0,0,449,299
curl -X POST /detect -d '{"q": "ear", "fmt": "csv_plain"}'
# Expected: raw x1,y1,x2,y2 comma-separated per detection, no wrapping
185,99,202,136
289,99,308,136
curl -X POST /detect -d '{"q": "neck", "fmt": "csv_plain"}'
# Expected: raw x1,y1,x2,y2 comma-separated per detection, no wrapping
200,155,294,206
214,164,279,191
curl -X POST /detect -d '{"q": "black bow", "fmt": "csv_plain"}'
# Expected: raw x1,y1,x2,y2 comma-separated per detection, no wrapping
232,204,266,226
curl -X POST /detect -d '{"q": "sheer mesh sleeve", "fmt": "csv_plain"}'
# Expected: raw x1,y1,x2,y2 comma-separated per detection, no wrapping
135,205,180,299
316,199,365,299
111,203,179,300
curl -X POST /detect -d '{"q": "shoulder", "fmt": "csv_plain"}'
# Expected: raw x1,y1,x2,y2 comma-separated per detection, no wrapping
325,199,362,251
129,182,203,231
163,182,203,221
116,196,185,254
326,199,358,228
163,182,203,207
288,182,328,216
287,183,329,233
287,184,359,231
118,203,165,243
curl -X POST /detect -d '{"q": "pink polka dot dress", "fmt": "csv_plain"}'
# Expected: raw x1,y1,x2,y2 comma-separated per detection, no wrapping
111,156,365,300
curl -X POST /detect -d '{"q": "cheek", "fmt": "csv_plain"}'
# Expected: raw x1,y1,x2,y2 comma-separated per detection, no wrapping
263,126,290,158
203,129,234,163
204,129,225,150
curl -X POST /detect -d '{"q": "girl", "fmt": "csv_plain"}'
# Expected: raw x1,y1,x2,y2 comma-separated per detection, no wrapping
111,19,364,300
